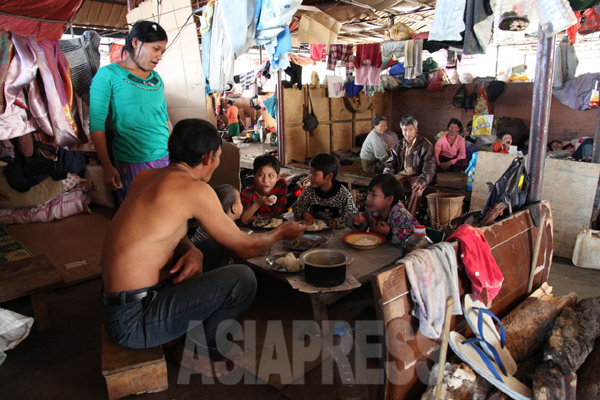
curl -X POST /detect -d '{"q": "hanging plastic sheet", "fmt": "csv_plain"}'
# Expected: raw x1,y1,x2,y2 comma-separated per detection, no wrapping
208,2,234,93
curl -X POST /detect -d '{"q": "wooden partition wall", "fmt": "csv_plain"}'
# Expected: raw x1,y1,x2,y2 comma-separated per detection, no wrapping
282,87,390,165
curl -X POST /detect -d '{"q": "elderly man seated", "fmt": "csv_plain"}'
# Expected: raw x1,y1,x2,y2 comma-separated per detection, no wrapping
384,116,436,219
360,116,399,173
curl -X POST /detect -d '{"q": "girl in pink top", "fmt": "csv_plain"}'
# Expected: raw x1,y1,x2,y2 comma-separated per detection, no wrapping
435,118,468,172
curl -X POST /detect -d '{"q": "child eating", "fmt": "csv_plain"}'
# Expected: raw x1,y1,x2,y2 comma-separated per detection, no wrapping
348,174,418,245
293,153,357,229
240,155,287,224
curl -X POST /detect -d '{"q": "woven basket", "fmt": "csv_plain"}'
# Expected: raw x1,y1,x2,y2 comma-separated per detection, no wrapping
426,192,465,231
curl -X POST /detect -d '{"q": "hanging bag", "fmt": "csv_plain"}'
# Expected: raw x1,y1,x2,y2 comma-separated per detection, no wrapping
482,156,530,218
452,84,468,108
578,7,600,35
302,89,319,135
474,85,492,114
465,84,479,110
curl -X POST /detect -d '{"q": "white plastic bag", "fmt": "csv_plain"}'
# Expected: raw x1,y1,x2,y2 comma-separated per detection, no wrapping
532,0,577,36
0,308,34,366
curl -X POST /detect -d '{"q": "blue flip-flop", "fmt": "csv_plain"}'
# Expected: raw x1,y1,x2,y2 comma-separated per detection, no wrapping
449,331,532,400
463,294,518,375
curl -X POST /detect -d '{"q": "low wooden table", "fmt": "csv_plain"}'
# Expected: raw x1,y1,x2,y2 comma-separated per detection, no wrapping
0,255,64,331
245,228,403,330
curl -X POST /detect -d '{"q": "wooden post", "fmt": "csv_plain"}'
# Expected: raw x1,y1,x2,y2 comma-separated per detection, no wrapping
434,297,455,400
276,70,286,165
527,212,547,294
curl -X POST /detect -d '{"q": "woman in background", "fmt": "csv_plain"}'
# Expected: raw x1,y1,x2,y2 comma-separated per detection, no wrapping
434,118,467,172
226,100,240,137
90,21,171,203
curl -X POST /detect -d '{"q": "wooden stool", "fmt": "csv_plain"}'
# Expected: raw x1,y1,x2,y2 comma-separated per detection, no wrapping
0,255,63,331
101,330,168,400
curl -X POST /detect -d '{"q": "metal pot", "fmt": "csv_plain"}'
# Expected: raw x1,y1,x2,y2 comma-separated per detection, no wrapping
300,249,352,287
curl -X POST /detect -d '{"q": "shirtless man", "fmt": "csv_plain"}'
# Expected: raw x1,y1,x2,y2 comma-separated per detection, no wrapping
101,118,305,377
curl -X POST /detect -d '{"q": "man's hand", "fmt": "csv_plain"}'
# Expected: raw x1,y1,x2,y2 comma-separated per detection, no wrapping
170,246,203,284
353,213,366,226
374,220,391,236
412,181,424,192
103,165,123,190
303,212,314,225
440,161,452,170
277,221,306,240
329,220,337,229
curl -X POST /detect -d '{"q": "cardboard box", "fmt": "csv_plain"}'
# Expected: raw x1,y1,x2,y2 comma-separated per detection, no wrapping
297,11,341,46
472,114,499,137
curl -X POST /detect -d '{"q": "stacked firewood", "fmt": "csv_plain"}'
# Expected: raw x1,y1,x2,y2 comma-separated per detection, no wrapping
421,286,600,400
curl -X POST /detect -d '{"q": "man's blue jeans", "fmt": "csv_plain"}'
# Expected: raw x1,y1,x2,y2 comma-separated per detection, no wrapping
103,239,257,358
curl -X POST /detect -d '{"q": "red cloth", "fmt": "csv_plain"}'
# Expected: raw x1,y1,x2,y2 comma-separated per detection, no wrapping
309,44,326,62
447,224,504,303
109,43,127,63
354,43,382,69
0,0,83,40
241,178,287,217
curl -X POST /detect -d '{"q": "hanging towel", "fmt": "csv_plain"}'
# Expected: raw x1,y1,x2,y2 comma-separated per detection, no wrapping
401,249,447,339
310,43,327,62
447,224,504,303
208,2,234,93
404,40,423,79
428,0,467,42
429,242,462,315
325,75,345,98
263,26,292,71
327,44,354,73
381,41,406,59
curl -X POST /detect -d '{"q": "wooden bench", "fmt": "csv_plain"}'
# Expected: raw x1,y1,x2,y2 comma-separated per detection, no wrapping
0,255,63,331
101,330,168,400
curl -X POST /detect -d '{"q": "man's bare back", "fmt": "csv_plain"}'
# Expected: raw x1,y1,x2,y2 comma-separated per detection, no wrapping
102,161,305,293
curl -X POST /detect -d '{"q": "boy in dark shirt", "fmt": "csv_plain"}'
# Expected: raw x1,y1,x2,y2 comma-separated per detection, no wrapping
293,153,357,229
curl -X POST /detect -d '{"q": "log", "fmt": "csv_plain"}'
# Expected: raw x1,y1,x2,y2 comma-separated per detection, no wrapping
420,361,492,400
576,337,600,400
533,296,600,400
503,289,577,365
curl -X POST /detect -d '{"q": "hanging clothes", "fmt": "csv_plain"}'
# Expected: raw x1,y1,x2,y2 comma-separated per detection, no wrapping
553,36,579,89
310,44,327,62
208,2,234,93
404,40,423,79
428,0,467,42
354,43,382,69
463,0,494,55
381,41,406,59
200,1,215,93
282,62,302,89
263,93,277,118
0,31,14,109
327,44,355,73
344,78,363,98
234,70,255,89
325,75,345,98
354,44,382,86
263,26,292,71
0,34,36,141
220,0,255,58
255,0,302,71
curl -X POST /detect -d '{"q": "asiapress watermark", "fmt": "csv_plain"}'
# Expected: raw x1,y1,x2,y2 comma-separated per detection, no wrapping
176,319,441,386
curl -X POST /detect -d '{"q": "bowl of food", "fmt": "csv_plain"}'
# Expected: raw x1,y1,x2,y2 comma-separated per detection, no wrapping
343,232,386,250
232,136,246,145
266,252,304,273
300,249,352,287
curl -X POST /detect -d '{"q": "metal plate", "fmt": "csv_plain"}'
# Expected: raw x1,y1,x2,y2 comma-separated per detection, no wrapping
282,234,328,251
265,252,304,273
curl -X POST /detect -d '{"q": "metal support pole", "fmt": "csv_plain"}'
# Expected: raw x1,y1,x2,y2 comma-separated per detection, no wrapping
592,107,600,164
526,26,556,204
276,70,285,165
